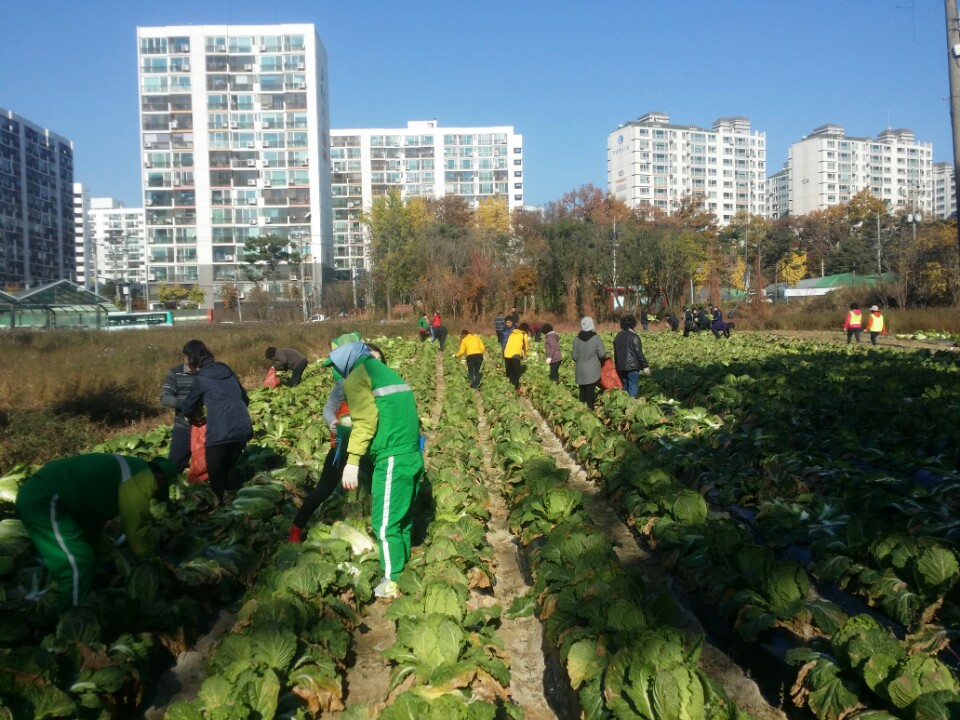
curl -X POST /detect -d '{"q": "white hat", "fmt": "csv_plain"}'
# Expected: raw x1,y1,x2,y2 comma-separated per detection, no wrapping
580,316,595,332
870,305,879,311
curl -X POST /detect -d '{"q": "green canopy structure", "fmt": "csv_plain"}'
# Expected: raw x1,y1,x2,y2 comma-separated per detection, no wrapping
765,272,896,300
5,280,120,329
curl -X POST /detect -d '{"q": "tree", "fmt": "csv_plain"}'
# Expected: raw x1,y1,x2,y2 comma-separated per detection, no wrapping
476,196,511,235
363,189,428,319
156,283,189,308
510,264,538,314
243,234,299,290
187,285,206,307
777,251,807,289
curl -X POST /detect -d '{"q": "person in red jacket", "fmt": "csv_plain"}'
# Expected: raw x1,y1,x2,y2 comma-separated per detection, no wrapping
842,303,864,344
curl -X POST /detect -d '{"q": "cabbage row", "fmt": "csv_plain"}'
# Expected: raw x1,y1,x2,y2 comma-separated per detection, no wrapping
625,331,960,633
521,333,960,720
477,342,753,720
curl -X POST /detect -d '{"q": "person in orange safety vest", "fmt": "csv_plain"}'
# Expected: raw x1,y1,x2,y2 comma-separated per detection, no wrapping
842,303,864,344
865,305,886,346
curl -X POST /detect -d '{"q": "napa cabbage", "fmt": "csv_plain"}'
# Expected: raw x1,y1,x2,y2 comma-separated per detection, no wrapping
330,522,376,555
761,561,810,609
669,490,708,526
884,655,959,710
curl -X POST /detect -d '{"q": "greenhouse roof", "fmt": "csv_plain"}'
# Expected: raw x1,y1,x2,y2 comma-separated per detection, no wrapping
0,290,15,303
796,273,895,289
13,280,119,311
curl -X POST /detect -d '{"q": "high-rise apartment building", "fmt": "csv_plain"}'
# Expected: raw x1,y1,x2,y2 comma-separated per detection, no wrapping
136,24,332,305
88,198,146,291
1,107,75,289
787,124,932,217
73,183,94,289
766,164,790,220
931,162,957,220
607,112,766,226
329,120,524,275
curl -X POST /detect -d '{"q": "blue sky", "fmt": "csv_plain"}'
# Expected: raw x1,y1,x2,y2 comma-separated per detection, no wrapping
1,0,952,208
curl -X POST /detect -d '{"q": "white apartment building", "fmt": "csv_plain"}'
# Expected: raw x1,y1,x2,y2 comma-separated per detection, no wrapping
88,199,146,292
788,124,932,217
607,112,766,226
1,107,75,289
766,164,790,220
330,120,524,275
931,162,957,220
73,183,94,289
136,24,332,305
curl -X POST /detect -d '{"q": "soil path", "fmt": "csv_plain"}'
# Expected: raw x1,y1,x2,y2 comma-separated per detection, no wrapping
142,610,237,718
331,347,454,716
518,396,787,720
474,392,558,720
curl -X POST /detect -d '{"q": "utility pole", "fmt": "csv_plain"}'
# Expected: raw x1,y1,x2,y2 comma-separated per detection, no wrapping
876,212,882,275
945,0,960,261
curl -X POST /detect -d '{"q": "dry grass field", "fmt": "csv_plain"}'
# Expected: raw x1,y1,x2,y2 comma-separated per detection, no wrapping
1,303,958,474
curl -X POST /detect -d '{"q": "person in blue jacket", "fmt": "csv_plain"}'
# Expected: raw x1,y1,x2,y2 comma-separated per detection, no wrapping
181,339,252,502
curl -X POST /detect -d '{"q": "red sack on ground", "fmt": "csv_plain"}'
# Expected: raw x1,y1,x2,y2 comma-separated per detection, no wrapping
599,357,623,391
263,367,280,388
187,424,208,484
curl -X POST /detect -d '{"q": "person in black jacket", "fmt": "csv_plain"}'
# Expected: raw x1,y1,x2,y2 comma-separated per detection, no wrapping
613,315,650,398
181,339,253,502
265,346,308,386
697,307,711,332
683,307,695,336
160,350,196,471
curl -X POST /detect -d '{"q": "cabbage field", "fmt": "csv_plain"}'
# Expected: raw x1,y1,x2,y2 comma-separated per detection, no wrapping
1,331,959,719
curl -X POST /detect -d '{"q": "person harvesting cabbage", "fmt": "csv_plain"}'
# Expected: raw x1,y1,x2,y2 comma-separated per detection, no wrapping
322,341,423,600
287,342,383,543
16,453,178,611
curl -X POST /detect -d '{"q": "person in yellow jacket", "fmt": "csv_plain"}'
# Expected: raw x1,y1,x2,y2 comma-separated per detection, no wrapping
865,305,886,346
454,329,486,388
503,322,530,390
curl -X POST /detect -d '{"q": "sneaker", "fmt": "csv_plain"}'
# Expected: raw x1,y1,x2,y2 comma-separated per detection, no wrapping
374,578,399,599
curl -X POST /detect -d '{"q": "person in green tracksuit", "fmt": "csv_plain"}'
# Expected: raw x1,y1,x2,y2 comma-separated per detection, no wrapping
323,341,423,600
15,453,178,611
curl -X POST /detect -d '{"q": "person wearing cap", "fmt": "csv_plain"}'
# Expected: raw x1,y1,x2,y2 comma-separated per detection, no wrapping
571,316,608,409
865,305,886,346
15,453,178,611
454,329,486,389
843,303,864,344
323,341,423,600
265,346,308,387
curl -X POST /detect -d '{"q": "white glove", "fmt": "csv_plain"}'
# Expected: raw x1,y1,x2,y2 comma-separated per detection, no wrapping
642,367,652,376
341,463,359,491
